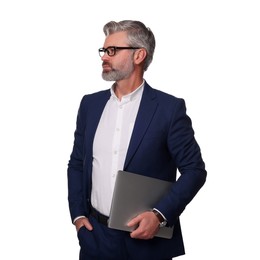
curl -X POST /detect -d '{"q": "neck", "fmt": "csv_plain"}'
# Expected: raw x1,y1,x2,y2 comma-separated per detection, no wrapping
114,74,143,100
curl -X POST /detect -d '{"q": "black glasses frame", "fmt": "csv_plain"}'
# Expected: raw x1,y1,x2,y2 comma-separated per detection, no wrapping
98,46,141,57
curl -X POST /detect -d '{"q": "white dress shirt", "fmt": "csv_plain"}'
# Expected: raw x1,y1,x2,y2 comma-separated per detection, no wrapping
91,81,144,216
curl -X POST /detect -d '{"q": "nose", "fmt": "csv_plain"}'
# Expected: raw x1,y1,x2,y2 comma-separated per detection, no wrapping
101,53,109,61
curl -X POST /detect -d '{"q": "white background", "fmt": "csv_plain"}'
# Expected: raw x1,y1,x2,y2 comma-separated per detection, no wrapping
0,0,259,259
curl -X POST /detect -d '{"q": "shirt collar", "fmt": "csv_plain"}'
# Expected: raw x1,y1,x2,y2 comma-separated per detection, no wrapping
110,80,145,103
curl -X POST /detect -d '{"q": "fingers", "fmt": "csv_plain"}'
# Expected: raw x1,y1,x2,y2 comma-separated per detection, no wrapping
75,217,93,232
127,215,141,228
130,227,156,240
127,212,160,240
84,218,94,231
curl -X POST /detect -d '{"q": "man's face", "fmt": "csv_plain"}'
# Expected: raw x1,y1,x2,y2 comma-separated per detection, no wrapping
101,31,135,81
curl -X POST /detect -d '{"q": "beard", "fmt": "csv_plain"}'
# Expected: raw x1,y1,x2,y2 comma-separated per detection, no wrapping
102,60,134,82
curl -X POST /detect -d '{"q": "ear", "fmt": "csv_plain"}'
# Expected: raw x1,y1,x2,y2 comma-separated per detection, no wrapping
134,48,147,65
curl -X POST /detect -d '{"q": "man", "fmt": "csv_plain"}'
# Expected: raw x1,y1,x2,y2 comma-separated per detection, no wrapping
68,20,207,259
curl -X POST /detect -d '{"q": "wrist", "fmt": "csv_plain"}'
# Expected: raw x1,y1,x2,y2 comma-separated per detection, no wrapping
73,216,87,224
152,209,167,228
152,209,164,222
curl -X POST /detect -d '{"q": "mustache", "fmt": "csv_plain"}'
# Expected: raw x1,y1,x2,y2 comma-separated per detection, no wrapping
102,62,111,67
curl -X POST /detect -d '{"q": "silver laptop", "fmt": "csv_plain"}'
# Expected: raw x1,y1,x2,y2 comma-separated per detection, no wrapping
108,170,174,239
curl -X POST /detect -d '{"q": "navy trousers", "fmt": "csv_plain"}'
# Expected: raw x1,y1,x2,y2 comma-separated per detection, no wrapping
77,215,172,260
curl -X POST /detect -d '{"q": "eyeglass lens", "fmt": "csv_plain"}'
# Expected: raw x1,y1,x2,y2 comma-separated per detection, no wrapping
99,47,115,57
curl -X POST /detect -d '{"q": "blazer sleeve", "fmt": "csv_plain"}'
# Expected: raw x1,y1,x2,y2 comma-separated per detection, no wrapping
155,98,207,226
67,96,88,222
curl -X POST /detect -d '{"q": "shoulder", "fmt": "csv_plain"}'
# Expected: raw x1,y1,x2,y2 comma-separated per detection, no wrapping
76,89,110,117
79,89,110,107
81,89,110,102
144,82,185,107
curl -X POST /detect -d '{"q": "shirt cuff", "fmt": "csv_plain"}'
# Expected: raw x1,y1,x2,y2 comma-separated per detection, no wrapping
73,216,87,224
152,208,167,221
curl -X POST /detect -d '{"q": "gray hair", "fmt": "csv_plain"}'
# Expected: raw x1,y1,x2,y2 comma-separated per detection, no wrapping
103,20,156,71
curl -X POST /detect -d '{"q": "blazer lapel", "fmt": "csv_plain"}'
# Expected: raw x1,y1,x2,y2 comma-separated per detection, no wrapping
124,84,158,169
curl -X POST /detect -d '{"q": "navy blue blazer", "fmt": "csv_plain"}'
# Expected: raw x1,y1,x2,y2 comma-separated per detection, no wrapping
68,82,207,258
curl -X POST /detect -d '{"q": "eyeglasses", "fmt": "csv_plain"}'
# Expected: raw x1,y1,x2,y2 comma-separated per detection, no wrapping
98,46,140,57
